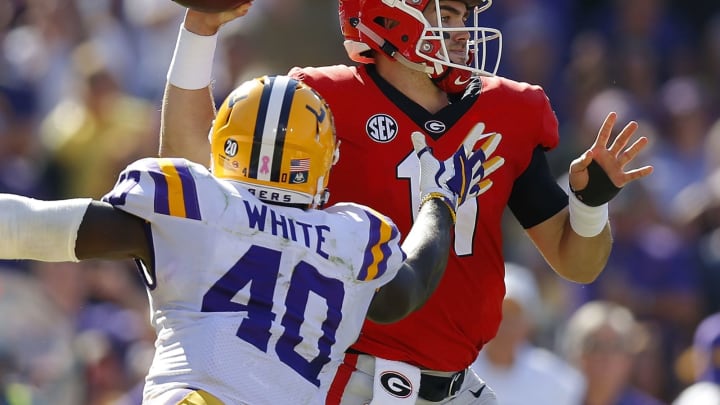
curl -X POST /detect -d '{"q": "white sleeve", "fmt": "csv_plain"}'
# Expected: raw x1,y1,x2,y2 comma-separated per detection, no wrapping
0,195,91,262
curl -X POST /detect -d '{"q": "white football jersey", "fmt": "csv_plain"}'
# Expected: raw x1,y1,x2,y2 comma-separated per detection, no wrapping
102,157,406,404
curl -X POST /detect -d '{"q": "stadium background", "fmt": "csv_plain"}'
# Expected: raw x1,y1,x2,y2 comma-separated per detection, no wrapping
0,0,719,403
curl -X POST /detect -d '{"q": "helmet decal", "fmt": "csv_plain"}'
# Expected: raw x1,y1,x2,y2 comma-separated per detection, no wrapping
224,139,239,157
289,158,310,184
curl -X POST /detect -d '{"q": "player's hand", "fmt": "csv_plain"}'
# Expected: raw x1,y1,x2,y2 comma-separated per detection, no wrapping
569,112,654,206
467,124,505,200
183,2,253,36
411,122,504,214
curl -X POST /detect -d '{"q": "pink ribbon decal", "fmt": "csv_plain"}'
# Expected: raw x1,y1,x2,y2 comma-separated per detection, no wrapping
260,156,270,174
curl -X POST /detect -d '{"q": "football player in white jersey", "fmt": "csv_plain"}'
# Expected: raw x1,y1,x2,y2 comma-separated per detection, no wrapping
0,75,503,404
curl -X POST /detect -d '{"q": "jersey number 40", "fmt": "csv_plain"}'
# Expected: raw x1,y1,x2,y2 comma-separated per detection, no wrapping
201,245,345,387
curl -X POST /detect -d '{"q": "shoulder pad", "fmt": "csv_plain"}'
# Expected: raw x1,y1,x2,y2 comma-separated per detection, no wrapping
102,158,209,221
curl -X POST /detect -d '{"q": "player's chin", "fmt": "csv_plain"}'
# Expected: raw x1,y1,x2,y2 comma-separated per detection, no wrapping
448,52,468,65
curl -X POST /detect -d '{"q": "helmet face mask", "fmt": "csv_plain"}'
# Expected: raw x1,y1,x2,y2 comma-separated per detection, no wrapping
339,0,502,83
210,76,338,208
416,0,502,77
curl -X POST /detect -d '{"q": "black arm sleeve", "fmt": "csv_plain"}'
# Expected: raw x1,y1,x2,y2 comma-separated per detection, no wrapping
508,146,569,229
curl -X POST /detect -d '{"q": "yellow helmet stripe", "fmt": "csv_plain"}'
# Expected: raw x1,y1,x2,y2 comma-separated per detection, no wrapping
358,209,398,281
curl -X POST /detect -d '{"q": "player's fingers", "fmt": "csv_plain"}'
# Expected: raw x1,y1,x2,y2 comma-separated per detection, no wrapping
468,156,503,192
482,156,505,177
411,132,430,156
463,123,487,154
620,165,654,185
469,161,484,183
466,142,487,167
475,179,493,196
221,1,253,16
569,150,593,174
608,120,639,157
478,133,502,157
593,112,617,149
618,136,649,167
185,3,252,32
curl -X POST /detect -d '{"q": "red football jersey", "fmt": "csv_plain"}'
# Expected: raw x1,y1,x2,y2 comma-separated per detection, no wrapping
290,64,560,371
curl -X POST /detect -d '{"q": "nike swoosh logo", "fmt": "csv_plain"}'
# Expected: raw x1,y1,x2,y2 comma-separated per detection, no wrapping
454,76,471,86
470,385,486,398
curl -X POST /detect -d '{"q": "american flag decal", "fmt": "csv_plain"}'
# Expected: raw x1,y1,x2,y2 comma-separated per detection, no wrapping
290,158,310,172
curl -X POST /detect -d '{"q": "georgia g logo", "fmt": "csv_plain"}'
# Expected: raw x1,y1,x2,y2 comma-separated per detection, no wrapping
366,114,398,143
424,120,446,134
379,371,413,398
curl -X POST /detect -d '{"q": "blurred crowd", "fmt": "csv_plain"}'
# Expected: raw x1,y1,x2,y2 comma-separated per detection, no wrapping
0,0,719,404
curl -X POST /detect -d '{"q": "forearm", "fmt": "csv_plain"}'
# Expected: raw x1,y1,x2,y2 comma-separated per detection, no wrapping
0,195,150,267
0,195,91,262
160,84,215,164
367,199,453,323
530,206,612,283
160,16,220,164
560,189,612,281
556,215,612,283
401,198,454,307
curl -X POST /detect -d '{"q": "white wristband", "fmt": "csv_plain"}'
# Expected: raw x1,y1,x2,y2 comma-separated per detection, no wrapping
0,195,91,262
568,191,608,238
167,25,219,90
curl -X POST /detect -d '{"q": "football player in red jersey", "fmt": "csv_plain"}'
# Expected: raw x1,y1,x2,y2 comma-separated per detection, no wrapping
160,1,654,403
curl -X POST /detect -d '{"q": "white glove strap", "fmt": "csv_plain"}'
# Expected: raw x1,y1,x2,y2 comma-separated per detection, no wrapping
0,195,91,262
568,191,608,237
167,26,218,90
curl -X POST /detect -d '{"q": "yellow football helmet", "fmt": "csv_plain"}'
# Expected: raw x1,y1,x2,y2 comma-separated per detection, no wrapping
210,75,338,208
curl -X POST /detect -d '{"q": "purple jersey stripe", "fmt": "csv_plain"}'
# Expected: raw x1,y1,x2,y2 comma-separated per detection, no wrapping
172,160,202,220
147,159,202,220
358,211,396,281
374,225,399,279
148,167,170,216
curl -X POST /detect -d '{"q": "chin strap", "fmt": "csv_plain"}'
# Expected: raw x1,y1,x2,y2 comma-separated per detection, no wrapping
355,20,435,74
393,53,435,74
312,176,329,209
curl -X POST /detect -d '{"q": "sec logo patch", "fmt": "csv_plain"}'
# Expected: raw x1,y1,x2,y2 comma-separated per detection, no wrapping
366,114,398,143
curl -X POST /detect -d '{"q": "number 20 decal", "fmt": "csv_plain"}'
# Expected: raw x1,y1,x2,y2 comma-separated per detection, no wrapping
201,245,344,387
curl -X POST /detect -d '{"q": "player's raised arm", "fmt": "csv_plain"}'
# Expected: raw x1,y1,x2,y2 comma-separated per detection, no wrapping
367,125,504,323
0,196,149,264
160,4,253,164
527,112,653,283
